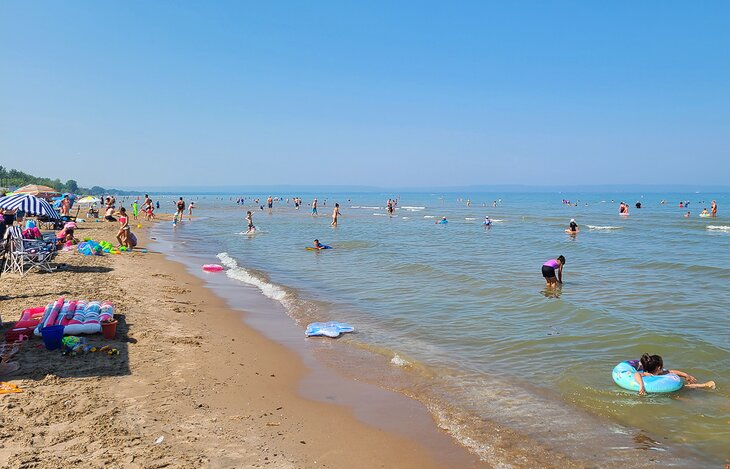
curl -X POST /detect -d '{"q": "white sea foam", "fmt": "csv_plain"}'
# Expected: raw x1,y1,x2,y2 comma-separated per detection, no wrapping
465,217,477,221
424,215,436,219
390,354,410,367
401,216,410,220
706,225,730,231
350,206,361,209
402,206,425,211
373,213,387,216
217,252,287,302
587,225,623,230
361,206,381,209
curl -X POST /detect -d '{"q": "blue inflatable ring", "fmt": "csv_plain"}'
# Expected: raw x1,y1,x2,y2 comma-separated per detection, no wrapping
612,361,683,393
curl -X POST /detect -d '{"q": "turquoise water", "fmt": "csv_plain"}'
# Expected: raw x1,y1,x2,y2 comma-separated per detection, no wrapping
157,192,729,465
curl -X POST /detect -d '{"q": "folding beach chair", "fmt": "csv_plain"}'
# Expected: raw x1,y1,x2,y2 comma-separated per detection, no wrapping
1,226,55,276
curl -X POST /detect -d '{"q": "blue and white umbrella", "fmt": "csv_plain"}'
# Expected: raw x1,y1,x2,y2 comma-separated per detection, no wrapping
0,193,61,219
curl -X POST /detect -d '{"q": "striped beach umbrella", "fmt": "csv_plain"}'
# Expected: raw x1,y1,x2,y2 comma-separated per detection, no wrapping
0,193,61,219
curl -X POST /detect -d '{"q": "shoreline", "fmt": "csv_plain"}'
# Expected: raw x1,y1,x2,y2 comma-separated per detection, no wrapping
0,217,480,468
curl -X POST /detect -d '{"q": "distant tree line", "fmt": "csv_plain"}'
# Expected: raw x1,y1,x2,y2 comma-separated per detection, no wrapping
0,166,137,195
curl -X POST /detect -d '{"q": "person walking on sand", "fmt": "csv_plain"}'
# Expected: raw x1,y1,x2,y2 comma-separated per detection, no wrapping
311,198,318,216
331,203,341,226
188,201,195,220
176,197,185,222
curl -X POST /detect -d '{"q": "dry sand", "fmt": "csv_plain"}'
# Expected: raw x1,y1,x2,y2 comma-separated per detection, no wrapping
0,217,483,468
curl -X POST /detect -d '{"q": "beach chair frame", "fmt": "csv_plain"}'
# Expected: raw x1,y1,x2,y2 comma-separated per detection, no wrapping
1,226,55,277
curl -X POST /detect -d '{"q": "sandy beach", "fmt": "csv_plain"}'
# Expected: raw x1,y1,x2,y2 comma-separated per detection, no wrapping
0,217,486,468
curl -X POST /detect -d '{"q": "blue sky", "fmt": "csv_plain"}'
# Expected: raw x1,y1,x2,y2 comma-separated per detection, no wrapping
1,1,728,189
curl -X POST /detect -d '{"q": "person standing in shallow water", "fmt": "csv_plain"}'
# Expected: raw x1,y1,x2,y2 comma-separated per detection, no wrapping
176,197,185,222
311,198,318,216
542,255,565,288
331,203,341,227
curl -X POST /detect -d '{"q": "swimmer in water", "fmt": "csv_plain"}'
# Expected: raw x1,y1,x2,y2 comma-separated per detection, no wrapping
246,211,255,233
436,217,448,224
701,208,710,216
632,353,715,396
566,218,579,234
711,200,717,217
312,239,327,250
483,216,492,227
684,211,691,218
541,255,565,288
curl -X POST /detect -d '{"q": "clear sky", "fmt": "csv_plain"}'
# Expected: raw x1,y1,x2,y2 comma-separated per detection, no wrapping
1,1,728,189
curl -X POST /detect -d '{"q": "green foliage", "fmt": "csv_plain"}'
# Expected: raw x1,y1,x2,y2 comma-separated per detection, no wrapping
0,166,139,195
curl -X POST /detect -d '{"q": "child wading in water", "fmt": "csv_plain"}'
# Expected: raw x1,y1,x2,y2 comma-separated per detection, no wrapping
246,211,255,233
542,255,565,287
633,353,715,395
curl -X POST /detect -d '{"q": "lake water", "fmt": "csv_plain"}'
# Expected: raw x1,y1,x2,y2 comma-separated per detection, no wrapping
153,192,729,466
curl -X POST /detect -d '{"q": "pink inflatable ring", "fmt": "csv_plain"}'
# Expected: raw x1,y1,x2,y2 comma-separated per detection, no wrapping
202,264,224,272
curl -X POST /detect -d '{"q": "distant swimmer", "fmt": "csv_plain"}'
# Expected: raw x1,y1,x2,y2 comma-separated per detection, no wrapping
684,211,691,218
711,200,717,217
635,201,642,209
436,217,448,225
700,208,710,217
188,201,195,220
246,211,255,233
386,199,394,216
331,203,341,226
619,202,629,215
267,195,273,210
483,216,492,227
312,198,318,216
466,199,471,207
566,218,579,234
311,239,331,250
542,255,565,288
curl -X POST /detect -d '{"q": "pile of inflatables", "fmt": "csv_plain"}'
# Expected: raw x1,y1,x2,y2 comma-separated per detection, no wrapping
77,238,129,255
5,297,114,342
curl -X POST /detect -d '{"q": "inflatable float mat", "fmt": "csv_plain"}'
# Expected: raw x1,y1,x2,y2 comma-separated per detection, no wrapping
305,321,354,338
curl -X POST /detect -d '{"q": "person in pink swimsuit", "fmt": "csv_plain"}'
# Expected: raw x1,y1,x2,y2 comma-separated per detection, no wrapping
541,255,565,288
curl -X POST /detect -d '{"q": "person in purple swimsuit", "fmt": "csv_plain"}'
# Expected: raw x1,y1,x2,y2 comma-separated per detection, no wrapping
541,255,565,287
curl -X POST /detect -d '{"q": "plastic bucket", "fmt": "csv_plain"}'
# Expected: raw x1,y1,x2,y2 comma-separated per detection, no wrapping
41,325,65,350
101,320,118,340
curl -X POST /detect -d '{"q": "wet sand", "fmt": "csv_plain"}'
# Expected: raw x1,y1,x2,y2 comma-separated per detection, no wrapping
0,217,481,468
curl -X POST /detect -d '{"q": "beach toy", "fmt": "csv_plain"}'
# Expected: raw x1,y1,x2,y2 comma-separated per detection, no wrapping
305,321,354,338
202,264,224,272
63,301,103,335
101,320,118,339
137,224,142,228
41,325,65,350
61,336,87,356
612,361,683,393
34,297,65,337
5,307,46,342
